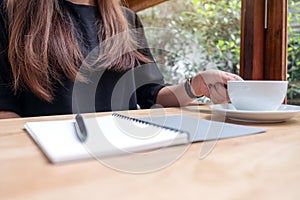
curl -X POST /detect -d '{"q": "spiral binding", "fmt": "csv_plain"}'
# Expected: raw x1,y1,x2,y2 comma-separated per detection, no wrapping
112,113,189,136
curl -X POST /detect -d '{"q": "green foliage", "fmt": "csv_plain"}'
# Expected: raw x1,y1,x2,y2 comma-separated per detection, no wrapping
182,0,241,74
139,0,241,84
287,0,300,104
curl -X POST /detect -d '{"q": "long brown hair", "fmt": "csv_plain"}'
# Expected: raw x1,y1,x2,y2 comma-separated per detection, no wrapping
6,0,150,102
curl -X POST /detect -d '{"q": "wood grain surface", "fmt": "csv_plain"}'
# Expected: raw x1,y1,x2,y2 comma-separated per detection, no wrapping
0,105,299,200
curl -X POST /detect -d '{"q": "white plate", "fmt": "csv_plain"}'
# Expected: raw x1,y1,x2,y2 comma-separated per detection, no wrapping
210,104,300,123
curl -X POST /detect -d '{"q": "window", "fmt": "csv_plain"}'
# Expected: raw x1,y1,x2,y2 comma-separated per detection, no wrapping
138,0,241,84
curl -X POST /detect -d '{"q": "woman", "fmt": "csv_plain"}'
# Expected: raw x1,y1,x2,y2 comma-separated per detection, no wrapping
0,0,242,119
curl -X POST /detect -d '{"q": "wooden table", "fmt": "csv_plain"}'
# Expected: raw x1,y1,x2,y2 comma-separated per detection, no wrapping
1,105,300,200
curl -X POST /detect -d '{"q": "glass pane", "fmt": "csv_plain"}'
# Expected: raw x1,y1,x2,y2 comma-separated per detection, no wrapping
137,0,241,85
288,0,300,105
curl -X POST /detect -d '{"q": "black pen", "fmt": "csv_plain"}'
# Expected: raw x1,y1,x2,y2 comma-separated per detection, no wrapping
74,114,88,143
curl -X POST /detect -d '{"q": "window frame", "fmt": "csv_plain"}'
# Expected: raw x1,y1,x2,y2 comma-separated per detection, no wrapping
240,0,288,80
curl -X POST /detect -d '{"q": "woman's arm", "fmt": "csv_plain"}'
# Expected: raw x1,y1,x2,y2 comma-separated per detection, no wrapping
0,111,21,119
156,69,243,107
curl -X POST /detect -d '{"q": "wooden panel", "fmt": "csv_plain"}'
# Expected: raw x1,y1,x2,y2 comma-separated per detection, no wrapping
241,0,288,81
125,0,168,12
264,0,288,80
240,0,265,80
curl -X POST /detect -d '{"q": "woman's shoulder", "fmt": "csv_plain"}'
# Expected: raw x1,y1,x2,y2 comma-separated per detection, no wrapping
122,6,136,17
121,7,143,28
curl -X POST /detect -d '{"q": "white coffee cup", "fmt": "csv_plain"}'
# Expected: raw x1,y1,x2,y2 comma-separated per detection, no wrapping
227,80,288,111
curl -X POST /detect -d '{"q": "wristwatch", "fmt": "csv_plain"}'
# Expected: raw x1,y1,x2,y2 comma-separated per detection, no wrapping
184,77,203,99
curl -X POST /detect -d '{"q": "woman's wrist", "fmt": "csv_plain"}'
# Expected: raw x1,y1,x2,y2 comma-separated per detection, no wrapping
184,76,203,98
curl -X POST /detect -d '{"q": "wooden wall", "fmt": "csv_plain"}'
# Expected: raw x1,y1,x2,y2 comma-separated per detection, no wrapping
126,0,168,12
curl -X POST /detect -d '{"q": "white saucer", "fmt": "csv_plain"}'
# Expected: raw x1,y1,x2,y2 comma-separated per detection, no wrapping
210,104,300,123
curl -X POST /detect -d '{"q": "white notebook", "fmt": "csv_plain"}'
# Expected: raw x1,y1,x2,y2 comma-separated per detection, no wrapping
24,114,189,163
25,114,265,164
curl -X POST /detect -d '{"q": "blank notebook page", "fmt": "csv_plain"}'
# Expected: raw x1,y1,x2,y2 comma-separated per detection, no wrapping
25,115,188,163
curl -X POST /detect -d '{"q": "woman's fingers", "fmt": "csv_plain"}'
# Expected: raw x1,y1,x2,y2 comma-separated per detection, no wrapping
208,82,229,104
192,69,243,103
224,72,243,81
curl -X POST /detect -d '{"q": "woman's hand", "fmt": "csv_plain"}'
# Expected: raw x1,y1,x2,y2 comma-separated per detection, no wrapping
191,69,243,104
156,69,242,107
